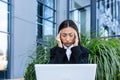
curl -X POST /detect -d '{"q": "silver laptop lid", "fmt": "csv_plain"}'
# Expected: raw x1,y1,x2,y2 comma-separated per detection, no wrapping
35,64,97,80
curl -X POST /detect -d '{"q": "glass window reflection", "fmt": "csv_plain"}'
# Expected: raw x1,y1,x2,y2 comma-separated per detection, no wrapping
44,0,54,8
2,0,8,2
43,6,54,21
0,1,9,79
69,0,91,37
38,0,54,8
0,2,8,32
96,0,120,37
43,20,53,36
37,0,56,40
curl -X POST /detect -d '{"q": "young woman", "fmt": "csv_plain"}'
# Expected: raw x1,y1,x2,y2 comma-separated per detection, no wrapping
49,20,89,64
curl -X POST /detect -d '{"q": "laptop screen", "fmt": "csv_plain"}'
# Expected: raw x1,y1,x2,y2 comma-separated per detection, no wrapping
35,64,97,80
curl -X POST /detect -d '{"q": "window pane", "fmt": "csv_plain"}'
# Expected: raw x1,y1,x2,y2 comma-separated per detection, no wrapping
0,33,8,71
2,0,8,2
0,2,8,32
0,0,9,79
43,21,53,36
37,24,43,39
44,0,54,8
96,0,120,37
69,0,91,37
69,0,90,10
43,6,54,21
38,3,54,22
38,0,55,8
37,0,56,40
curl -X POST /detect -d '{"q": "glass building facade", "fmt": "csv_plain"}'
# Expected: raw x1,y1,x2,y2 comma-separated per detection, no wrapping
69,0,120,38
0,0,11,79
96,0,120,38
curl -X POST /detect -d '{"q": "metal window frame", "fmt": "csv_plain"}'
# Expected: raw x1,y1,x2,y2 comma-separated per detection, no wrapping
36,0,56,43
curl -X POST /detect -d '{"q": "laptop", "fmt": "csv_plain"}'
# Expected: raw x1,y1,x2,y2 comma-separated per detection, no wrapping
35,64,97,80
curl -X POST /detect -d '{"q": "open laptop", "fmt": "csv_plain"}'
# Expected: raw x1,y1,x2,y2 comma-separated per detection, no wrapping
35,64,97,80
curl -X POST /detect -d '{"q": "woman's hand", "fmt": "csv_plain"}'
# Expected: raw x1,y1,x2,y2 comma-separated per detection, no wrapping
56,31,62,48
73,31,79,46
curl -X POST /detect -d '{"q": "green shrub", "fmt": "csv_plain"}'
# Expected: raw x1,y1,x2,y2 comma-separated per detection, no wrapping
24,37,120,80
86,38,120,80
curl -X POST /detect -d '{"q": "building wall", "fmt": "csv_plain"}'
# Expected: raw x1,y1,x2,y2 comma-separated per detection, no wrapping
10,0,37,78
9,0,68,79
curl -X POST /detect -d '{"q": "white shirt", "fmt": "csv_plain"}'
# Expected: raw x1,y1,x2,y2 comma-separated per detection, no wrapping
63,44,73,61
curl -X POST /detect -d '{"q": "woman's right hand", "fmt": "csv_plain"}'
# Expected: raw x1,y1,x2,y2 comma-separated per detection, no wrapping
56,31,62,48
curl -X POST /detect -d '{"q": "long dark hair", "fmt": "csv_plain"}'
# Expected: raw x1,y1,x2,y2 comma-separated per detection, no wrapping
58,19,81,45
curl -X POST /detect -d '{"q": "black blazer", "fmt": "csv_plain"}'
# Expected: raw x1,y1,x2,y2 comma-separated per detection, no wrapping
49,45,89,64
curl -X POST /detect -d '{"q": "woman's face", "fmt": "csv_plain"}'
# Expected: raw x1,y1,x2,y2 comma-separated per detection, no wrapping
60,27,76,47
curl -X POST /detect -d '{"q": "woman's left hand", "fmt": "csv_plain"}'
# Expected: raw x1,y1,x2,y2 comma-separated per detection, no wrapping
73,31,79,46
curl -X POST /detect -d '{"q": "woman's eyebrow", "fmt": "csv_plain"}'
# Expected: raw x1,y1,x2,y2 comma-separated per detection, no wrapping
61,33,67,35
69,32,74,34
